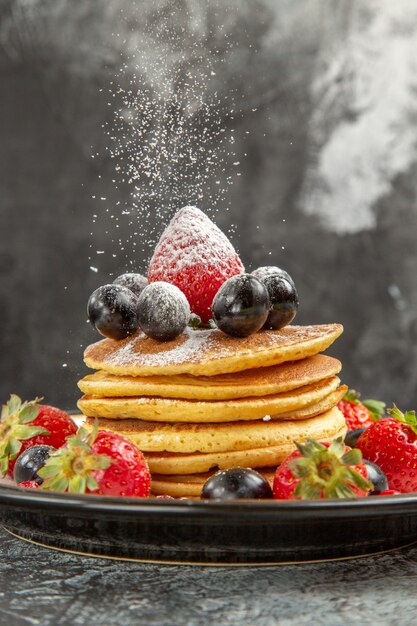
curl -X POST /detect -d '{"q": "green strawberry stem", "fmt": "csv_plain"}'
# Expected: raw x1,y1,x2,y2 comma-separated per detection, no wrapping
387,404,417,436
289,437,372,499
38,420,112,493
0,395,48,477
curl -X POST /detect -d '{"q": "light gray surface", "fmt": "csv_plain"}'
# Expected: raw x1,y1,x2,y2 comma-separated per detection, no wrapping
1,526,416,626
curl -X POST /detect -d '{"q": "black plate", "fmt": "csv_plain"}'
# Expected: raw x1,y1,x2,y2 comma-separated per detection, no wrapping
1,482,417,564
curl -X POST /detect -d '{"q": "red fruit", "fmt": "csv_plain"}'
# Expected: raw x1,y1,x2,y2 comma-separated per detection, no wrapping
356,405,417,493
0,395,77,477
273,438,371,500
337,389,385,431
148,206,245,322
38,422,151,498
19,481,40,489
378,489,401,496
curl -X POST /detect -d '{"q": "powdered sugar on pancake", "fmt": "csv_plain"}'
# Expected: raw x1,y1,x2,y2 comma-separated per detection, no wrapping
105,328,215,367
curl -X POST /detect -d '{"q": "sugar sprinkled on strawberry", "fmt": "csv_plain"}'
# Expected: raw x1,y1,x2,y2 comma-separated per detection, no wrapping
273,438,371,500
356,405,417,493
148,206,244,322
338,389,385,431
38,421,151,497
0,395,77,478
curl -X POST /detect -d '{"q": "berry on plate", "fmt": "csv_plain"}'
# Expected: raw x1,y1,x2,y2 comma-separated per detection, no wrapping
273,438,371,500
38,421,151,497
212,274,270,337
87,284,139,340
148,206,244,323
113,272,148,297
19,481,40,489
356,405,417,493
0,395,77,477
363,460,388,495
338,389,385,431
201,468,273,500
13,444,55,486
344,427,367,449
137,281,190,341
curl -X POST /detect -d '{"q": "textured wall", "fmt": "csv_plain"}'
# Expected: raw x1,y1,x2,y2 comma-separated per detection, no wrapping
1,0,417,409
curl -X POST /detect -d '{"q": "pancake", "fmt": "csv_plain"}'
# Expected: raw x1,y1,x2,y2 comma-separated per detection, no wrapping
78,354,341,401
144,408,347,474
78,376,341,423
83,323,343,377
88,393,346,453
151,468,276,498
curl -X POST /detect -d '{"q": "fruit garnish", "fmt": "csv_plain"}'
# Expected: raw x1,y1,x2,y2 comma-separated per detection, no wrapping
356,405,417,493
38,421,151,497
273,438,371,500
338,389,385,431
344,427,367,448
19,481,40,489
201,468,273,500
113,272,148,297
148,206,245,323
88,284,139,340
212,274,270,337
251,266,295,289
137,281,190,341
13,445,56,486
363,460,388,494
262,275,299,330
0,395,69,478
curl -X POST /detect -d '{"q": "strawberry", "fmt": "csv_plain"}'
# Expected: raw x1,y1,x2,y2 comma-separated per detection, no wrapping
148,206,245,322
378,489,401,496
273,438,371,500
38,421,151,497
356,405,417,493
0,395,77,478
19,481,40,489
337,389,385,431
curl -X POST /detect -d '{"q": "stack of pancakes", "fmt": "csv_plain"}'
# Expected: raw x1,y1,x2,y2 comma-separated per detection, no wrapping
78,323,347,497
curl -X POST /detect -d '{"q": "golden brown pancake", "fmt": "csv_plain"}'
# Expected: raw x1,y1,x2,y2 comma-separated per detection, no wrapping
151,468,276,498
78,354,341,401
78,376,341,423
83,323,343,377
88,394,346,453
143,408,347,474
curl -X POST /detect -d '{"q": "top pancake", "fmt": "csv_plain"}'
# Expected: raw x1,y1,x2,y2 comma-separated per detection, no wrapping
84,323,343,377
78,354,341,400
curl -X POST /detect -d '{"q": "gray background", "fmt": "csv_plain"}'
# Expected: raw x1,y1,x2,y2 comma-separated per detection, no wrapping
1,0,417,409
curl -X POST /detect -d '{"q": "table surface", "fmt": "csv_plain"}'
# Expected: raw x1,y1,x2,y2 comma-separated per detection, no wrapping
1,527,417,626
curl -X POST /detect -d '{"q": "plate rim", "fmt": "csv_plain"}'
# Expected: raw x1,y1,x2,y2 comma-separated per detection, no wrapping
1,482,417,519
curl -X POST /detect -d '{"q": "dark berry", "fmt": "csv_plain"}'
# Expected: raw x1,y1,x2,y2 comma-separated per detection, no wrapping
262,275,298,330
252,266,295,289
212,274,270,338
364,460,389,495
87,284,139,340
137,281,190,341
113,273,148,297
201,468,273,500
344,428,367,448
13,445,56,486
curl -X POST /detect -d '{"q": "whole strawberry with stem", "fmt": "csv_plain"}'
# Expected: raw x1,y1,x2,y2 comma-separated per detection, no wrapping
356,405,417,493
0,395,77,478
338,389,386,431
38,421,151,497
148,206,245,323
273,438,371,500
